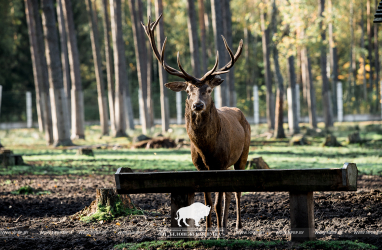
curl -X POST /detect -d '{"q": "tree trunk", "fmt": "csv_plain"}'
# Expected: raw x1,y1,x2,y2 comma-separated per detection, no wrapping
102,0,116,135
34,0,53,144
186,0,200,78
319,0,333,129
86,0,109,136
62,0,85,139
198,0,207,74
367,0,373,93
273,46,286,138
244,28,250,101
302,47,317,129
155,0,169,133
287,56,299,135
146,0,154,129
128,0,148,134
110,0,131,136
211,0,227,108
41,0,72,146
375,0,380,112
328,0,337,116
25,0,44,133
223,0,235,107
361,5,367,100
56,0,71,124
260,9,275,130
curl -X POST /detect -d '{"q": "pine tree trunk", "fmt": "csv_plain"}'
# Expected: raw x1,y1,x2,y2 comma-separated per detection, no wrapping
110,0,129,136
186,0,200,78
244,28,250,101
198,0,207,74
367,0,373,93
146,0,154,129
128,0,148,134
56,0,71,125
223,0,235,107
287,56,300,135
25,0,45,133
86,0,109,136
155,0,169,133
260,9,275,130
319,0,333,129
62,0,85,139
328,0,337,116
302,47,318,129
102,0,116,135
34,0,53,144
41,0,72,146
273,46,285,138
361,5,367,100
211,0,227,108
375,0,380,112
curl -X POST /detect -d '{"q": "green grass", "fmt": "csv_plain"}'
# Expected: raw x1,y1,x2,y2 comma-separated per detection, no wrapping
10,185,51,195
114,239,377,250
0,122,381,176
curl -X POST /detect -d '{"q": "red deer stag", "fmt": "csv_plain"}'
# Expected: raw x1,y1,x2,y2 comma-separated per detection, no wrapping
142,14,250,234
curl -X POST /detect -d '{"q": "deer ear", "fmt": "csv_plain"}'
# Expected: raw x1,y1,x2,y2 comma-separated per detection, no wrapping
209,76,224,87
164,82,188,92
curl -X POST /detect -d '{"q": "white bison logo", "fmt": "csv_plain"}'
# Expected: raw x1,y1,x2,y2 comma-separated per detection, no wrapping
175,202,211,227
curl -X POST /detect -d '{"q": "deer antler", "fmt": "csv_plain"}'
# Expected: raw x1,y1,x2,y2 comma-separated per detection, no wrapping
142,15,243,84
141,14,201,84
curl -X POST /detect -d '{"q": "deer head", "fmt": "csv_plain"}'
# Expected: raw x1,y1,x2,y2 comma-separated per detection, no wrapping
141,14,243,114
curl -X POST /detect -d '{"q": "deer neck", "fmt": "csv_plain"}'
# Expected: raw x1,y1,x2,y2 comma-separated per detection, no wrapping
185,100,221,150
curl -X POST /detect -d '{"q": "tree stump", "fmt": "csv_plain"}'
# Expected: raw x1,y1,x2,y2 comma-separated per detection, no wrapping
77,148,94,156
347,132,361,144
289,134,309,146
322,134,342,147
133,134,152,143
72,168,141,222
246,157,270,169
1,150,15,167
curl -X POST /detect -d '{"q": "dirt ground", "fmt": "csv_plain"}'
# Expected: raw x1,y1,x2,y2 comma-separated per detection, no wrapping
1,174,382,249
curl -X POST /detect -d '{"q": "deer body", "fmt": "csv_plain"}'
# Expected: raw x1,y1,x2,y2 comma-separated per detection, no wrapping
142,14,250,234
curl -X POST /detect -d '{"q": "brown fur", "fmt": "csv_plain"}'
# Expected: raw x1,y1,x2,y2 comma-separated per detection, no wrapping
185,98,251,233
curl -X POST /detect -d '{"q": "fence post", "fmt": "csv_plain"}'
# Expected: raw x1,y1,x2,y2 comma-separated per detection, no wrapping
26,91,32,128
337,82,343,122
253,85,259,124
176,92,182,125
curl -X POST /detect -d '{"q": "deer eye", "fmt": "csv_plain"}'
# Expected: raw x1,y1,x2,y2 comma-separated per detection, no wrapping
207,89,212,94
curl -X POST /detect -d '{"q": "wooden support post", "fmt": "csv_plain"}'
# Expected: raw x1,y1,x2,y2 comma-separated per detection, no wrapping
171,192,195,238
289,191,315,241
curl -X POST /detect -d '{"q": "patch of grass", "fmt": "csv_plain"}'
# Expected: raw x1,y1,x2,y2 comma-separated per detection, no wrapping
80,197,144,223
11,185,51,195
300,240,377,249
114,239,284,250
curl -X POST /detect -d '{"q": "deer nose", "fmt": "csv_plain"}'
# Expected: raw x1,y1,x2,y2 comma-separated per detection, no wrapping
192,102,204,111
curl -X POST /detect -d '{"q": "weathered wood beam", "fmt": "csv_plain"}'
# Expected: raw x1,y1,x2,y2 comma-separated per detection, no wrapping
289,191,315,241
115,163,357,194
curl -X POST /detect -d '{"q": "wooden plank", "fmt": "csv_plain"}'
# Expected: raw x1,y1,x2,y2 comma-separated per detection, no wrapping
289,191,315,241
115,163,357,194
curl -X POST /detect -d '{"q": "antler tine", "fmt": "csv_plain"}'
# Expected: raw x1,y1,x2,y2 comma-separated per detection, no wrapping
200,51,219,81
141,14,200,83
212,36,243,76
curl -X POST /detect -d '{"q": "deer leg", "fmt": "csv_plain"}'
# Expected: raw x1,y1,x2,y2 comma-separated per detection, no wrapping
234,192,242,229
221,192,232,234
204,192,212,236
214,192,223,237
